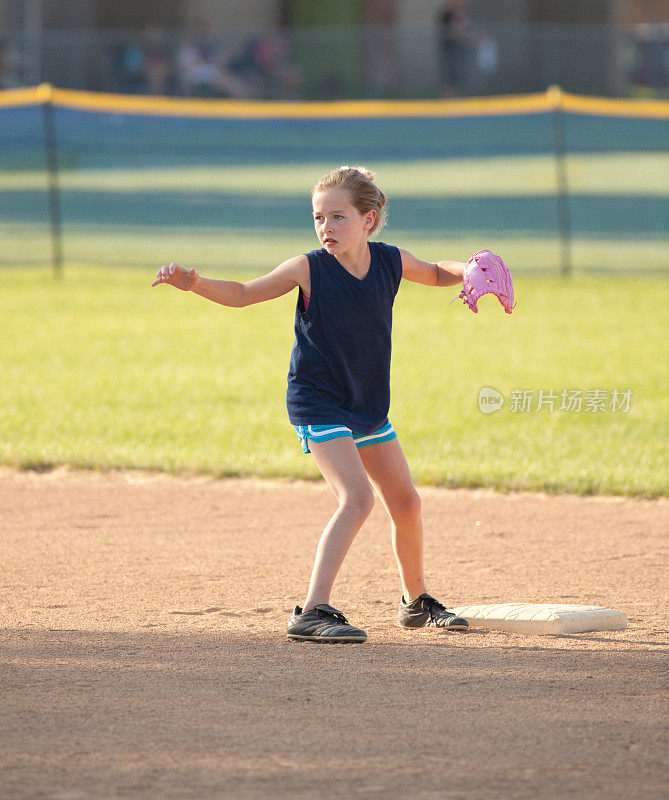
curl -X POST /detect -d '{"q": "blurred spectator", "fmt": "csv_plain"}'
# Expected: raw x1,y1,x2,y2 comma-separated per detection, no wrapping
0,37,22,89
144,28,172,96
176,23,250,98
114,38,146,93
438,0,472,96
475,36,499,76
228,28,300,99
628,23,669,94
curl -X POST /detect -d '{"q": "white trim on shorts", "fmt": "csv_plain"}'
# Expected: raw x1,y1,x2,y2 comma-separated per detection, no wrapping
293,421,396,454
308,425,351,439
352,426,397,445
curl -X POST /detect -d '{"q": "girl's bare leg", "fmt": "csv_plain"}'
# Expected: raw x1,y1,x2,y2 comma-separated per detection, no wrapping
359,437,427,601
302,436,375,612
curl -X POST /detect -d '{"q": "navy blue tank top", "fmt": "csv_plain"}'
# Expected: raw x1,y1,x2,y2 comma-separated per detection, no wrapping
286,241,403,435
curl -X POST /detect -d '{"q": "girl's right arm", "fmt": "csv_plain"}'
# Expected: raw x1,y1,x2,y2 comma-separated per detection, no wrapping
152,255,310,307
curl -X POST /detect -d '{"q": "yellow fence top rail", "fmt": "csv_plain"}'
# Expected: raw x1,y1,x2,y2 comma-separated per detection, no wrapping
1,84,668,120
558,89,669,119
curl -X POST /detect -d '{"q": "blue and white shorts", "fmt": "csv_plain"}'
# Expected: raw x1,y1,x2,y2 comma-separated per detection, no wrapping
293,421,397,455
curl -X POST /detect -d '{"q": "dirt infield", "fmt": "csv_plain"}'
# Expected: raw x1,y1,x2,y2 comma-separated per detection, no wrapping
1,469,667,800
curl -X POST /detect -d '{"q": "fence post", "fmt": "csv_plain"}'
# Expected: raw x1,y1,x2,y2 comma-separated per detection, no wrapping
547,85,572,278
38,82,63,279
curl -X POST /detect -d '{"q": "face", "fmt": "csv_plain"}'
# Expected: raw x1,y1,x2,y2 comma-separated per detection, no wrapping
312,188,376,255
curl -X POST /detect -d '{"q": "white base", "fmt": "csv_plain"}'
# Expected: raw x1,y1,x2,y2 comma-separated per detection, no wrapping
449,603,627,635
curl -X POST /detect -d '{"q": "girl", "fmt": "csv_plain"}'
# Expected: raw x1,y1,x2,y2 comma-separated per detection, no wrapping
153,166,471,643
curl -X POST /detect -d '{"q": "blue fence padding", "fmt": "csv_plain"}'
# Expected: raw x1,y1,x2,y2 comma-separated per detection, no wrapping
1,97,667,270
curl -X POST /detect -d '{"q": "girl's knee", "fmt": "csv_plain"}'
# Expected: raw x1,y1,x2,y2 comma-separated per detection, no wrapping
390,487,421,522
341,487,375,521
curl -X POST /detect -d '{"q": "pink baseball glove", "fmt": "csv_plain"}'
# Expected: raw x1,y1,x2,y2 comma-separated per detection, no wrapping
451,250,515,314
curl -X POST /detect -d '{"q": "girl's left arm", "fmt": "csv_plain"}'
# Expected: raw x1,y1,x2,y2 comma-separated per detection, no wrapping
398,247,464,288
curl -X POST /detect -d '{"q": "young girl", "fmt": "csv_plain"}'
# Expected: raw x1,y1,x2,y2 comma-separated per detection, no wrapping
153,165,472,643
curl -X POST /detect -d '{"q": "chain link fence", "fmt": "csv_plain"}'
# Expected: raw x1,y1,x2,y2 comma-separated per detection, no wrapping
1,22,667,101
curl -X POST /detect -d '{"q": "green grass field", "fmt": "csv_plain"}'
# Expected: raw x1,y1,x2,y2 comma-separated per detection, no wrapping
3,151,668,272
1,266,667,496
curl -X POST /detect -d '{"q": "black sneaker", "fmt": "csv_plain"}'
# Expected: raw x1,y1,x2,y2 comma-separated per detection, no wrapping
398,593,469,631
287,604,367,643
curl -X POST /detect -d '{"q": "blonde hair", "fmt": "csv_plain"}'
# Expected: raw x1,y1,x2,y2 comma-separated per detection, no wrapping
312,165,387,236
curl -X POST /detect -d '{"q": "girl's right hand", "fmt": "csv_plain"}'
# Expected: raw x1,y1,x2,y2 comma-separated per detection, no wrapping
152,262,199,291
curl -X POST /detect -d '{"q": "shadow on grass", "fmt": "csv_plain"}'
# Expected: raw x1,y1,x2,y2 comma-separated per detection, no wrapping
2,190,667,236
